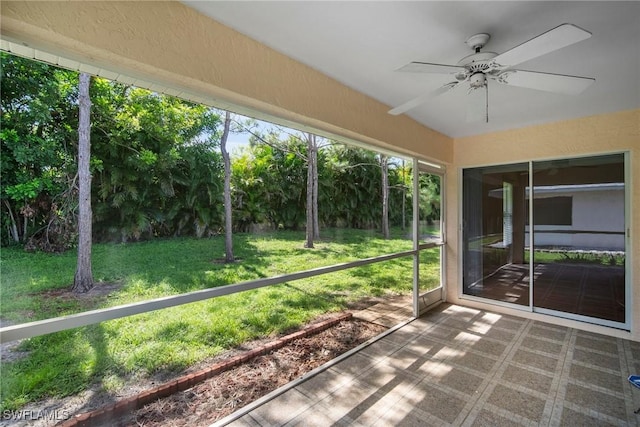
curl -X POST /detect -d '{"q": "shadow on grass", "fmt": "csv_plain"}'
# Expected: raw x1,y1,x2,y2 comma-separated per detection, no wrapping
280,283,344,311
350,260,413,291
0,324,117,413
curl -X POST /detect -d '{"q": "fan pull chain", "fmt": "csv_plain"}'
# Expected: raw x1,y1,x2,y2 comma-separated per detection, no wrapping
485,83,489,123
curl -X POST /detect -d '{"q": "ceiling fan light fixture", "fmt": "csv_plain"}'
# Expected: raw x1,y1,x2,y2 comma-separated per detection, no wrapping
469,73,487,89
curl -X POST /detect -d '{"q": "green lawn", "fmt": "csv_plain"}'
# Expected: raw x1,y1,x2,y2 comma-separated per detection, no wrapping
0,228,440,411
525,249,624,266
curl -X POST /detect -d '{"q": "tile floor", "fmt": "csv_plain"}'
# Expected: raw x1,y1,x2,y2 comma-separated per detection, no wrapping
216,303,640,426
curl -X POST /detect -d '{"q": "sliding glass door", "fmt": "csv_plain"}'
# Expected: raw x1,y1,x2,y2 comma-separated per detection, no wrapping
462,163,530,307
531,154,626,326
462,153,628,328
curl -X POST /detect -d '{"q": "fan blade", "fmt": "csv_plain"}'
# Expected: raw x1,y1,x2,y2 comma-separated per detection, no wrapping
397,61,466,74
432,81,460,96
388,82,459,115
493,23,591,67
466,84,488,123
497,69,594,94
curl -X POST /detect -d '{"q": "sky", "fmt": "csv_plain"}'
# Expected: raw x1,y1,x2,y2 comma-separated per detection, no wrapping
224,116,292,154
225,132,251,154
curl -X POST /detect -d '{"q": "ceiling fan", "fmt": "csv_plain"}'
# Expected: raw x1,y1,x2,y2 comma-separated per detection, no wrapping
388,23,595,122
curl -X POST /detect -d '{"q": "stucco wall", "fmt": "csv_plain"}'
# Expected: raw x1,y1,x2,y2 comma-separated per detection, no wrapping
525,189,625,250
0,0,452,163
447,109,639,340
571,189,624,250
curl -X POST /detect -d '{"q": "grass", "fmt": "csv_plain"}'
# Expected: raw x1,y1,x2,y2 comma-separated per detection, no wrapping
0,228,440,411
526,249,625,266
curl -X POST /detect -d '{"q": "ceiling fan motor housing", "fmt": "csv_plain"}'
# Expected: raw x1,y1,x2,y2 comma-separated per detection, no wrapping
457,51,499,70
460,33,500,81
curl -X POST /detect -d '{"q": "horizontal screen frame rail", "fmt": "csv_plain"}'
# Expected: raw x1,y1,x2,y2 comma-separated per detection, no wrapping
0,248,431,344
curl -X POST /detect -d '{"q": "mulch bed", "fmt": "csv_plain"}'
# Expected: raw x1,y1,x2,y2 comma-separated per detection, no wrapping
118,317,387,426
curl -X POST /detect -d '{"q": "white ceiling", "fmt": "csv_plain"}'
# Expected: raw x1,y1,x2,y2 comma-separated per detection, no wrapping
184,1,639,138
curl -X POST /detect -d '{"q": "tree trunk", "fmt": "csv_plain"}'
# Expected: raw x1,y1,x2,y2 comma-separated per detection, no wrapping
72,73,94,293
221,111,235,262
3,200,20,243
310,134,320,240
401,159,406,231
381,154,390,239
304,133,314,248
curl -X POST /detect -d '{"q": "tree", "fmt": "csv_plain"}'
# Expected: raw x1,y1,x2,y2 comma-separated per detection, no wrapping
381,154,390,239
310,136,320,240
231,146,271,232
239,129,307,230
72,73,94,293
225,123,331,238
1,53,78,249
304,133,316,248
89,83,223,241
2,54,225,245
400,160,407,230
324,145,381,229
419,173,441,224
385,158,411,231
220,111,234,262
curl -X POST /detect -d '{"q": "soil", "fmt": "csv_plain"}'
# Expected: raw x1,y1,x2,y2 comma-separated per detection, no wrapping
121,318,386,426
1,314,387,427
37,282,124,313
